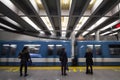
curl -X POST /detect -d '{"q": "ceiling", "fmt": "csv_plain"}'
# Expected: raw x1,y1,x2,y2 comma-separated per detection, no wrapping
0,0,120,40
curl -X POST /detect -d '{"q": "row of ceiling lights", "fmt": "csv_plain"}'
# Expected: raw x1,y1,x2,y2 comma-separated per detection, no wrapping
0,0,120,38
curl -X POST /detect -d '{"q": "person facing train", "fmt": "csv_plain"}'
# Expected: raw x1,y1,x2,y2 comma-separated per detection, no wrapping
18,46,32,77
84,48,93,74
59,48,68,76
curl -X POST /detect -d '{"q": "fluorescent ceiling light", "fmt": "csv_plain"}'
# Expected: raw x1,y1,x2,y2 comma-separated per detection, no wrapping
82,31,89,36
100,31,111,36
41,17,54,35
109,32,118,36
74,17,89,34
61,17,69,30
105,3,120,16
36,0,42,5
0,23,16,31
91,0,103,13
22,17,42,31
82,17,108,36
35,0,54,35
90,33,95,36
100,27,120,36
1,0,19,14
62,31,66,37
64,0,69,4
29,0,39,12
100,20,120,31
76,0,103,36
2,17,20,27
90,0,96,5
89,17,108,31
35,0,43,10
35,0,47,16
60,0,71,37
61,0,72,10
83,2,120,36
61,17,69,37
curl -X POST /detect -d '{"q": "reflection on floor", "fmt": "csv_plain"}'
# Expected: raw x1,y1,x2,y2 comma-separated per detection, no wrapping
0,66,120,80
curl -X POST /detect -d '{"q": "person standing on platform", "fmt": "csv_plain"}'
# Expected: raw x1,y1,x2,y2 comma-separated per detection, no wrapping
84,48,93,74
18,46,32,77
59,48,68,76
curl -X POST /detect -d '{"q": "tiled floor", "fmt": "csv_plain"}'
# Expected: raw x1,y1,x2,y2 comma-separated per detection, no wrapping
0,66,120,80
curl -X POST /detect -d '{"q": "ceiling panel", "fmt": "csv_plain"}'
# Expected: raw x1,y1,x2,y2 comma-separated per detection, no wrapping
0,0,120,40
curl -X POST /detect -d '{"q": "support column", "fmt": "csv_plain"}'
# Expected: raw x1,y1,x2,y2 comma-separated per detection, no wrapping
71,31,78,66
118,31,120,41
95,30,100,41
71,31,75,59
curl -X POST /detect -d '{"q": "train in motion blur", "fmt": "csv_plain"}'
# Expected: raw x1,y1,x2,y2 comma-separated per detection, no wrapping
0,40,120,66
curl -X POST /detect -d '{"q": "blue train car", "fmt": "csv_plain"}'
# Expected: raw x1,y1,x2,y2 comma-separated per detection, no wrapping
0,40,71,66
76,41,120,66
0,40,120,66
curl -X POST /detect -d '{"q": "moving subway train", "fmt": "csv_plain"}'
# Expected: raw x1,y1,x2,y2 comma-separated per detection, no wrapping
0,40,120,66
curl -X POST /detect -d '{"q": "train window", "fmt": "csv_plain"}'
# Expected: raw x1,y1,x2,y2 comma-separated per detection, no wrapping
1,44,9,56
1,44,17,56
48,45,54,56
109,45,120,55
56,45,63,55
95,45,102,55
24,44,40,54
86,45,93,52
9,44,17,56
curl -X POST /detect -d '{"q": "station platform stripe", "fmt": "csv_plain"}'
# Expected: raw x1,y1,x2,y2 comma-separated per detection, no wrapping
0,66,120,70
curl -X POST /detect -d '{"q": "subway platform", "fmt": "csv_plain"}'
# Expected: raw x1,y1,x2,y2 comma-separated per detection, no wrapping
0,66,120,80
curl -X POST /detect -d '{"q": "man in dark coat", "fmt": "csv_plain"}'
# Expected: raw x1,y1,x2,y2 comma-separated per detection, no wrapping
18,46,31,77
84,49,93,74
59,48,68,76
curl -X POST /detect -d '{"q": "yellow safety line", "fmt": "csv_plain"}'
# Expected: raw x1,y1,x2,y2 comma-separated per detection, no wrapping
0,66,120,70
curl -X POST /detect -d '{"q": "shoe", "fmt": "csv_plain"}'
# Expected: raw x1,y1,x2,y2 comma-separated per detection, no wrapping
64,73,67,76
90,72,93,74
24,74,28,77
20,74,22,77
86,72,88,74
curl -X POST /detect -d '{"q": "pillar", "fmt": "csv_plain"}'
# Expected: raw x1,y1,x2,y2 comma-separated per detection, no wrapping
95,30,100,41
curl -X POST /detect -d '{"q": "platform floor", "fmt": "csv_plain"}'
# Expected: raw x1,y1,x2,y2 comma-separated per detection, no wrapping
0,66,120,80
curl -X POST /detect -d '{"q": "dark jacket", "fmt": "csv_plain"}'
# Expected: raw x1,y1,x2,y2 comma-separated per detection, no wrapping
84,52,93,65
59,50,68,65
61,52,67,62
18,52,31,64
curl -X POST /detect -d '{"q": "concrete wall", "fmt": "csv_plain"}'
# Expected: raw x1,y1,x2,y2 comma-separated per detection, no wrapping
0,31,40,41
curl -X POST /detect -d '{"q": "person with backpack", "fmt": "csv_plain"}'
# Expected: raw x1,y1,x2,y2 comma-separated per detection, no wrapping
18,46,32,77
59,48,68,76
84,48,93,74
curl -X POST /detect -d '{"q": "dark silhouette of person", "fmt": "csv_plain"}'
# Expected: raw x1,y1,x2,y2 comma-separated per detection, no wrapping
84,48,93,74
59,48,68,76
18,46,31,77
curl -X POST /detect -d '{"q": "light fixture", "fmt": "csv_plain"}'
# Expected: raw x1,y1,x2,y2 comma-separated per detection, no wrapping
41,17,54,35
83,1,120,36
74,17,89,34
22,17,43,33
100,24,120,36
35,0,44,9
109,32,118,36
0,23,16,31
2,17,20,27
61,17,69,37
100,20,120,31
